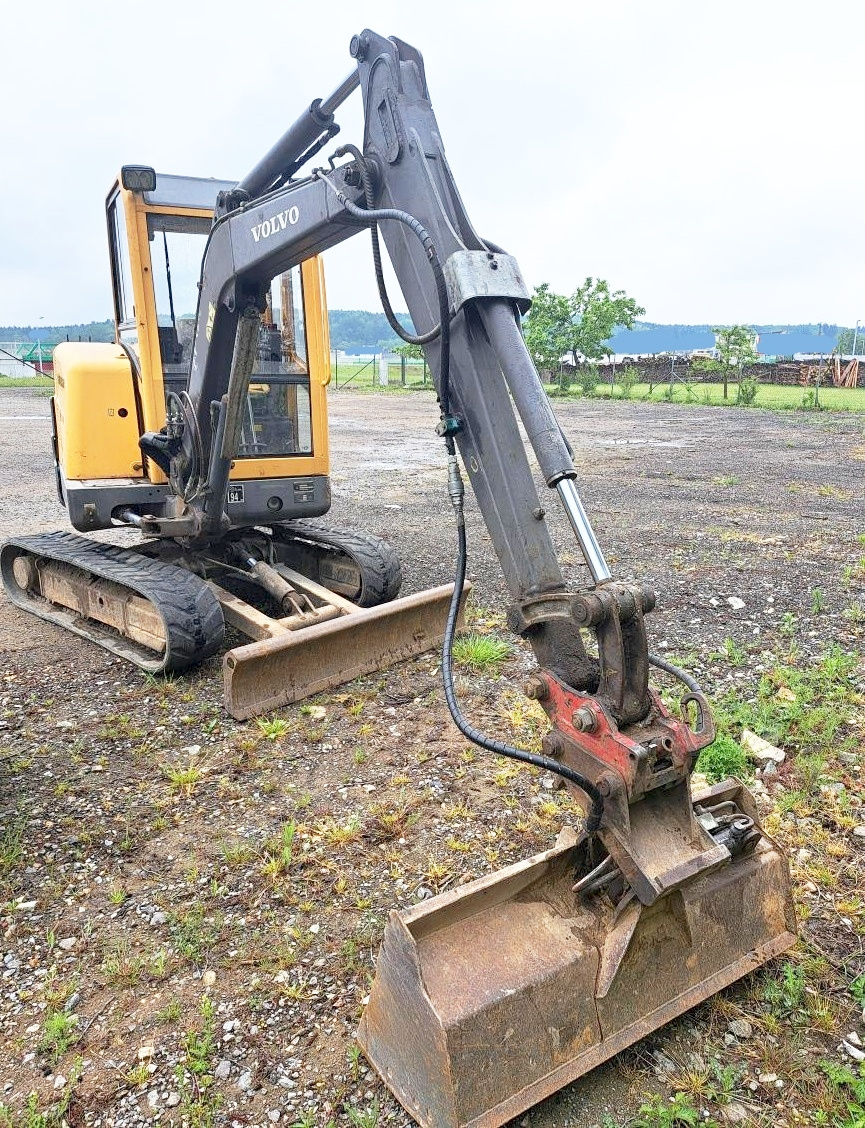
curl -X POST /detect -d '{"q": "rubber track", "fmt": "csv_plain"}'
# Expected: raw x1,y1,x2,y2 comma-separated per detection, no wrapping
1,531,224,673
273,521,402,608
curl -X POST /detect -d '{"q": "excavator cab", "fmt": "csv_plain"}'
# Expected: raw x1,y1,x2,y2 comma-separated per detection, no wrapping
52,171,331,533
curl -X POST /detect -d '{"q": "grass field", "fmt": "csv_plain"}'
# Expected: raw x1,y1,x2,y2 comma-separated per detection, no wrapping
4,369,864,413
0,375,54,388
554,379,865,412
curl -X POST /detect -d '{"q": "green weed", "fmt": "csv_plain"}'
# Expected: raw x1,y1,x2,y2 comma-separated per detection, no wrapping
261,820,297,879
763,961,806,1015
696,735,749,783
169,904,223,964
175,995,221,1128
633,1092,713,1127
0,817,25,878
38,1010,78,1064
256,716,290,740
345,1100,380,1128
451,633,512,673
811,587,828,614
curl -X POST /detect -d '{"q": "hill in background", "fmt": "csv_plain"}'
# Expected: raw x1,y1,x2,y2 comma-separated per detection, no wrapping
0,315,850,357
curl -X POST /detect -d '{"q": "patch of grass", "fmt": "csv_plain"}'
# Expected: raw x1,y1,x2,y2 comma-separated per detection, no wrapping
156,998,182,1024
0,1059,81,1126
0,375,54,388
712,645,858,757
169,904,223,965
175,995,221,1128
633,1092,713,1127
695,734,749,783
261,820,297,879
451,632,512,673
101,938,145,987
762,960,806,1016
38,1010,78,1064
0,816,25,878
722,636,746,667
345,1099,380,1128
161,757,203,795
819,1060,865,1124
256,716,290,740
320,815,362,848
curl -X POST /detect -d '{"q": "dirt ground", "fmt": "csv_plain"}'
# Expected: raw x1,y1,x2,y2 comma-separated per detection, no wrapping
0,386,863,1128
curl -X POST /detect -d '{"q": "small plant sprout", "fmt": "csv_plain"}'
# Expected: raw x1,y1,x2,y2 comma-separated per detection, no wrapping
38,1010,79,1064
256,715,290,740
161,755,203,795
451,633,512,673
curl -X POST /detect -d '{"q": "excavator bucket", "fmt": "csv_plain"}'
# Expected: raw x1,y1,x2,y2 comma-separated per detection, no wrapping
223,583,468,720
358,779,796,1128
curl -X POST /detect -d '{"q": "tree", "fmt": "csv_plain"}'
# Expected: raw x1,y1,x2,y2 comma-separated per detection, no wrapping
837,327,863,355
714,325,758,400
394,341,427,386
393,342,425,361
522,283,572,375
522,279,644,380
562,277,645,365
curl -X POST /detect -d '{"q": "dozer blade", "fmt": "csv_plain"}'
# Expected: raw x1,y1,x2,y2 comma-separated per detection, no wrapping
358,780,796,1128
223,583,468,720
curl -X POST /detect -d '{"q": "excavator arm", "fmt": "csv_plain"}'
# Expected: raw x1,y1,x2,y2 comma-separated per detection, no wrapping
137,31,795,1127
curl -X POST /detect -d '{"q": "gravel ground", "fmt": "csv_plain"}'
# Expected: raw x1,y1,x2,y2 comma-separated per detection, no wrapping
0,385,863,1128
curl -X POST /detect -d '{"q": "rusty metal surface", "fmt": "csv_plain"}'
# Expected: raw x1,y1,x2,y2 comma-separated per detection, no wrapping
358,786,796,1128
223,583,467,720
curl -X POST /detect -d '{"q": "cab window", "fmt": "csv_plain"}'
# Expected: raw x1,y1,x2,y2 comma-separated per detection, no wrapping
239,265,312,458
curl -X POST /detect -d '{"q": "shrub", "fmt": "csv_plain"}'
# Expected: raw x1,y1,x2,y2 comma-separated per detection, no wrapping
619,365,639,398
579,365,600,397
736,376,759,405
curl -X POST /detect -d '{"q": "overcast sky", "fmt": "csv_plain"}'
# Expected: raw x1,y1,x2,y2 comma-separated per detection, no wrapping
3,0,864,328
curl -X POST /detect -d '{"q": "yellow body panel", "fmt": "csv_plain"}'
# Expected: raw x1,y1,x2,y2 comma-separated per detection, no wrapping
53,342,143,480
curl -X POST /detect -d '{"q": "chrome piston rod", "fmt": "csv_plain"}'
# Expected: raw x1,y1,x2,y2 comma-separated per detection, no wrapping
556,478,612,584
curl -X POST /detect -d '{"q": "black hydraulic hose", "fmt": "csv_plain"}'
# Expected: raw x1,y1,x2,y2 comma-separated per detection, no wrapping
441,507,605,835
335,144,441,347
648,652,702,694
320,162,603,828
315,169,453,414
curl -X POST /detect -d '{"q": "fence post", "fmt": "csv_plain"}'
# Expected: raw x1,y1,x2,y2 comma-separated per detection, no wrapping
378,352,388,387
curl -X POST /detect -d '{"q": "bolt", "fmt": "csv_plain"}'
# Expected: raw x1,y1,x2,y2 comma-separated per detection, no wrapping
542,732,565,759
523,675,548,701
596,772,620,798
571,706,597,733
350,32,369,60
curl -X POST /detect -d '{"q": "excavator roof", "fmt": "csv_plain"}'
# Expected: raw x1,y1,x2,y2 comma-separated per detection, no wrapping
120,168,236,211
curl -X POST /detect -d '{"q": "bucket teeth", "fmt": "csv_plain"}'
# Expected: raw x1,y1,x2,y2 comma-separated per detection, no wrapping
358,782,796,1128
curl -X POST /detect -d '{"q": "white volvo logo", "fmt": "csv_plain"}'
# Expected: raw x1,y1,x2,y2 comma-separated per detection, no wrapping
251,205,299,242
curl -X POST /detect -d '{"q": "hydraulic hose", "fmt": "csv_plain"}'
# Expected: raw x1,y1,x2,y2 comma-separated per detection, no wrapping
334,144,441,347
321,160,603,831
648,652,702,694
440,468,605,834
315,168,453,415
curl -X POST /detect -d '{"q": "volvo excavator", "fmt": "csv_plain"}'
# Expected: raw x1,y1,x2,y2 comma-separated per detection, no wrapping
1,29,796,1128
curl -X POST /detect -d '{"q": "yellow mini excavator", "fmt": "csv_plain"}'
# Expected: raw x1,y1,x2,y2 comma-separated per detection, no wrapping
2,28,796,1128
1,167,460,720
